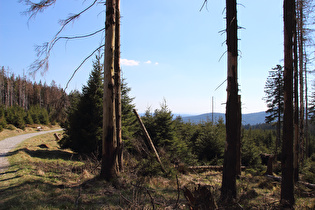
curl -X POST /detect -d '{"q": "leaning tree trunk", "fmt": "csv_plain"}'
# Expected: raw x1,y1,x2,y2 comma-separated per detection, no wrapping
220,0,240,202
101,0,118,181
114,0,123,172
281,0,295,207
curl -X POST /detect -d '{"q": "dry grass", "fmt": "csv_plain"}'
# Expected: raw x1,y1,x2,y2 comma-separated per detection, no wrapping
0,131,314,209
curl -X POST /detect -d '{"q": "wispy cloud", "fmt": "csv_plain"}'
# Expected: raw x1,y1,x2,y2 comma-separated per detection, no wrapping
155,62,159,65
145,60,152,64
120,58,140,66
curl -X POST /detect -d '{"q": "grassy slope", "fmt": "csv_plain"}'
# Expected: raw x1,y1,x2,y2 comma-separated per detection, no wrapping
0,130,314,209
0,125,62,141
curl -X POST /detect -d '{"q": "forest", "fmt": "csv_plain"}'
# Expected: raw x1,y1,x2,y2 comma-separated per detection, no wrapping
0,66,67,130
1,0,315,209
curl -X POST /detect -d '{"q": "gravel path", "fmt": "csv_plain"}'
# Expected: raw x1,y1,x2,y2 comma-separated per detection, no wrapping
0,129,63,173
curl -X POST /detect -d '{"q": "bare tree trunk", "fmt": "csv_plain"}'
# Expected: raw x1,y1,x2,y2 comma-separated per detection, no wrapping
293,6,299,182
298,0,305,164
220,0,240,202
305,61,309,158
114,0,123,172
236,95,241,176
281,0,295,206
101,0,118,181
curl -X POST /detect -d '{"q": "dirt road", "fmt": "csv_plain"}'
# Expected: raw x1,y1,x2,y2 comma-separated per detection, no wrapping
0,129,62,173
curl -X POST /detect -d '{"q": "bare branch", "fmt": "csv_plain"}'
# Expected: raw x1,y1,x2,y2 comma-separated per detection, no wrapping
215,79,227,91
200,0,208,12
29,27,104,76
51,27,105,52
65,44,105,91
24,0,100,76
19,0,57,20
55,0,98,43
218,51,227,62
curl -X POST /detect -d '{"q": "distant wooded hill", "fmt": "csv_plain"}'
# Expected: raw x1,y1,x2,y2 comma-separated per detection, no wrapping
180,111,267,125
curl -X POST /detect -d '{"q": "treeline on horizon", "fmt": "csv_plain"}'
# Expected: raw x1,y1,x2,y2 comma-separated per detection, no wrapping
0,66,67,130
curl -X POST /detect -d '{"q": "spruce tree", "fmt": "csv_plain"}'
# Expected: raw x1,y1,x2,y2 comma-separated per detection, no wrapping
264,65,284,124
61,55,103,154
264,65,284,159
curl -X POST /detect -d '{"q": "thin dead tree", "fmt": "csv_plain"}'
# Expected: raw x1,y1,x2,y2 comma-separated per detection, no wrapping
20,0,123,180
293,1,299,183
220,0,241,202
114,0,123,172
100,0,118,180
281,0,296,207
298,0,305,164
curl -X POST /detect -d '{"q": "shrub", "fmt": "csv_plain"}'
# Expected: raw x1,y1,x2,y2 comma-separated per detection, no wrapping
301,154,315,183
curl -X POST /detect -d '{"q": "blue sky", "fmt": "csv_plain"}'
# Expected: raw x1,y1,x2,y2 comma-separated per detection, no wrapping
1,0,287,114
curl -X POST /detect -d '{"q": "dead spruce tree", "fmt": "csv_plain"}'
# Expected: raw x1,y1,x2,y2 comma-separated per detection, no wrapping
101,0,119,180
20,0,122,181
220,0,241,202
281,0,295,207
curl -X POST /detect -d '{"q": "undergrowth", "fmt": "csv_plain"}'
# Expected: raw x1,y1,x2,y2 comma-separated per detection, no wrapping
0,131,314,209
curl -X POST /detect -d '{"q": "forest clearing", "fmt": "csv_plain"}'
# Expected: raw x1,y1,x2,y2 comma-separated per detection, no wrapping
1,0,315,209
0,128,314,209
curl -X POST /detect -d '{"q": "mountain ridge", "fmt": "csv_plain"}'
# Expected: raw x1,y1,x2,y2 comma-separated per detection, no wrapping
180,111,266,125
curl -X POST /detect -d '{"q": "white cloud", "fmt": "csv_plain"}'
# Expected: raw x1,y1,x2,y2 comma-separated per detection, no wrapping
155,62,159,65
120,58,140,66
145,60,152,64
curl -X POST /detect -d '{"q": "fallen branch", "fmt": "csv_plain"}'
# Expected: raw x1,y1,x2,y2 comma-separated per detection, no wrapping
133,109,166,173
186,165,246,172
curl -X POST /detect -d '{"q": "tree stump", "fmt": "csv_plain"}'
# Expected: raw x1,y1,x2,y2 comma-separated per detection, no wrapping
54,133,61,141
264,154,274,175
183,185,217,210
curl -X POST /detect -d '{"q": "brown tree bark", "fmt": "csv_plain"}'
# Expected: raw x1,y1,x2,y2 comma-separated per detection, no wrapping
305,62,308,158
293,5,299,182
114,0,123,173
298,0,305,164
220,0,240,202
281,0,295,206
100,0,118,181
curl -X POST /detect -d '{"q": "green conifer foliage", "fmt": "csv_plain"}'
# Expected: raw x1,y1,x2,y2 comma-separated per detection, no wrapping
121,79,137,150
60,56,137,155
61,55,104,154
264,65,284,124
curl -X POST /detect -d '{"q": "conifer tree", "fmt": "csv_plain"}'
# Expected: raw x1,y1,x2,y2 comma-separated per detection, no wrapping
264,65,284,159
61,55,103,154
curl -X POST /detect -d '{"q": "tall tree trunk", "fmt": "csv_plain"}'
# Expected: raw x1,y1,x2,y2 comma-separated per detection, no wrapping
281,0,295,206
275,85,281,162
114,0,123,172
236,95,241,176
293,5,299,182
101,0,118,181
305,60,308,158
220,0,240,202
298,0,305,164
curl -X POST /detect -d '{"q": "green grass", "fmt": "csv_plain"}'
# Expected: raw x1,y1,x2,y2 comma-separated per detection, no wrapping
0,132,314,209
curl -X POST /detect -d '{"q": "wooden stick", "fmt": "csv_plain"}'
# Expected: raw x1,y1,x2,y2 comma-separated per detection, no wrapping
133,109,166,173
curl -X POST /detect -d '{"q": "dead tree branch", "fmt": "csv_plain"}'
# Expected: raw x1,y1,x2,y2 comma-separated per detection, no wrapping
20,0,100,75
19,0,57,20
65,44,105,90
200,0,208,12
